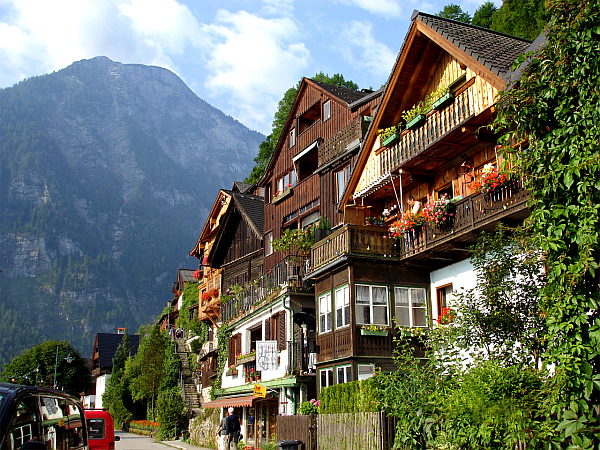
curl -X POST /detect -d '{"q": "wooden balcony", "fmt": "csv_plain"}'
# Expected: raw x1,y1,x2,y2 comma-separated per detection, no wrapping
310,180,529,273
317,327,395,363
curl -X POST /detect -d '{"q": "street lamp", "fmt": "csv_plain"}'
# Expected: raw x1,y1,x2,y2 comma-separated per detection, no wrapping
53,346,74,389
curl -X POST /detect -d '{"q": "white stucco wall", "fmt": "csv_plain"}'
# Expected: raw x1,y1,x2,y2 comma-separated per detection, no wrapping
429,258,477,320
221,296,292,390
95,374,110,409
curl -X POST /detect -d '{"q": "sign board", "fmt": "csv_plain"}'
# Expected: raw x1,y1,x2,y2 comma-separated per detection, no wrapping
253,383,266,398
256,340,278,371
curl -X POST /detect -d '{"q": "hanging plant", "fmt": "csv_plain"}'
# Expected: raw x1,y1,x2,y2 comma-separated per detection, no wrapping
422,194,455,226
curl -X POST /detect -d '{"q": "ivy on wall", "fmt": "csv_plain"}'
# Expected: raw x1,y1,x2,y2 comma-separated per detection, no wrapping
319,378,380,414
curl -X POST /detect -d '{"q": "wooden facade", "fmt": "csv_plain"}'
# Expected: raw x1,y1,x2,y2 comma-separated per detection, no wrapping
259,79,381,271
309,13,531,385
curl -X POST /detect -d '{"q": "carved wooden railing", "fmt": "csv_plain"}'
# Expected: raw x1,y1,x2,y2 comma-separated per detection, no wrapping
318,116,367,166
311,180,528,271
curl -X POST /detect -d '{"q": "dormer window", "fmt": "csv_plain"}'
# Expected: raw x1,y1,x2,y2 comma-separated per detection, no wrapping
289,128,296,148
323,100,331,122
298,101,321,134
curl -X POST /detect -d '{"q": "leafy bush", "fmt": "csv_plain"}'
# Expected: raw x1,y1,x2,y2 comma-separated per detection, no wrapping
319,378,379,414
156,387,186,440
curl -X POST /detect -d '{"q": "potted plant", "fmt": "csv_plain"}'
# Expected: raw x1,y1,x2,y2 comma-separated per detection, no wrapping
226,364,238,376
236,350,256,365
432,86,454,110
472,163,509,195
314,216,332,242
422,194,456,228
360,324,389,336
209,288,219,297
388,212,426,237
378,125,400,147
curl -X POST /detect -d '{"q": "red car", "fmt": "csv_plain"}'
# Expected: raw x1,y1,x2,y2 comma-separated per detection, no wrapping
85,410,119,450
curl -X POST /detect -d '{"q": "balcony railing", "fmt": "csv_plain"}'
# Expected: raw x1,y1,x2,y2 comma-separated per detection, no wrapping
221,256,310,322
311,180,528,272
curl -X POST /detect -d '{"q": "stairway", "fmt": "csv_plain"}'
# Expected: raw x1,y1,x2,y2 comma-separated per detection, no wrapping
174,338,202,412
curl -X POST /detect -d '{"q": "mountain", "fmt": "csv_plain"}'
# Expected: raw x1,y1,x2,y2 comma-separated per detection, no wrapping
0,56,264,369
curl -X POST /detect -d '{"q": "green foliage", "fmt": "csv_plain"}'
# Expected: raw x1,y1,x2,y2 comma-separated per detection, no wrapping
213,325,232,394
272,228,314,257
472,1,498,28
437,4,472,23
489,0,548,40
298,399,319,415
245,135,275,184
0,339,91,395
161,339,181,391
319,379,380,414
178,281,199,332
156,387,186,440
112,327,131,373
495,0,600,446
313,72,359,90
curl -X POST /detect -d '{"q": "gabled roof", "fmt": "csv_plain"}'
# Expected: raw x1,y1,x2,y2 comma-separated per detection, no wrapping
95,333,140,369
189,189,233,258
339,11,532,210
232,191,264,237
232,181,254,194
415,11,531,79
257,78,375,186
179,269,196,283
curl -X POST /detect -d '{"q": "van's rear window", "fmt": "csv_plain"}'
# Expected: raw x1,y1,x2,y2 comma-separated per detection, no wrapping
87,418,106,439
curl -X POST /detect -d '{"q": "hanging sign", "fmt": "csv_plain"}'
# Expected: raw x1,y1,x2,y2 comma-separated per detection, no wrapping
256,340,278,371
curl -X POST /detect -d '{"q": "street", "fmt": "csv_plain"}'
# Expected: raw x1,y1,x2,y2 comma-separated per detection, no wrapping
114,431,211,450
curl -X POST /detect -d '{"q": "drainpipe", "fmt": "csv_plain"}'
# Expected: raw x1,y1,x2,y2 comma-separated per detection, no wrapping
282,296,296,414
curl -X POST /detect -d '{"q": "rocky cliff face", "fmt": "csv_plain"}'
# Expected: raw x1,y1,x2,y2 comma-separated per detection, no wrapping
0,57,264,367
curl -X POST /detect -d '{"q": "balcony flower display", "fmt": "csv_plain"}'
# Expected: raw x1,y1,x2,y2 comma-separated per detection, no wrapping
422,194,455,226
437,306,455,325
209,288,219,297
236,350,256,364
472,163,508,193
201,292,212,302
193,269,202,279
389,212,425,236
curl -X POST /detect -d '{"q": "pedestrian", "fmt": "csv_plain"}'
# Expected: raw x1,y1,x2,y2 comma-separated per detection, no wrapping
225,407,240,450
215,412,228,450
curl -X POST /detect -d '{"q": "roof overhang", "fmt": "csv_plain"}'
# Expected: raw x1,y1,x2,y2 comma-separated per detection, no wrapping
201,394,275,409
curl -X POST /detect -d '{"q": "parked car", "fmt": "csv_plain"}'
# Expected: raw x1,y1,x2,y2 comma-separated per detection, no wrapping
0,382,88,450
84,410,119,450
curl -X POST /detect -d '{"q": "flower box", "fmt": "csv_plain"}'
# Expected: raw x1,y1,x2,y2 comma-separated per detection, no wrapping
405,114,426,130
272,188,293,204
432,92,454,110
226,368,238,376
360,329,389,337
382,132,400,147
236,353,256,365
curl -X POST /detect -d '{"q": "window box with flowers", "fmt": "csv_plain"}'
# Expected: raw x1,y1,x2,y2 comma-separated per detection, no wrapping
378,125,401,147
201,292,212,303
360,324,389,336
422,194,456,228
473,163,510,196
272,185,293,204
388,212,426,237
226,364,238,376
193,269,202,280
437,307,455,325
236,350,256,365
209,288,219,298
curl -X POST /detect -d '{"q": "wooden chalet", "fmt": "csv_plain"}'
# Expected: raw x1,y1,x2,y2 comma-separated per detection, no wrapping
307,12,532,390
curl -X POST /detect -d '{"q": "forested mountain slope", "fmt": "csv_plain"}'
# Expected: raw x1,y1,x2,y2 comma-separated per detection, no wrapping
0,56,263,368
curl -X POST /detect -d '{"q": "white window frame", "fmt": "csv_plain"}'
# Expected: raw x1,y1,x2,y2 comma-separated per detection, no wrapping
336,365,352,384
319,291,332,333
335,284,350,329
394,286,428,328
289,128,296,147
265,231,273,256
357,364,375,380
323,100,331,122
355,284,389,326
319,367,334,391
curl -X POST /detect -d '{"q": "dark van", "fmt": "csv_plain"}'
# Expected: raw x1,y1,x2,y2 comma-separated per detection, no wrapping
84,410,119,450
0,382,88,450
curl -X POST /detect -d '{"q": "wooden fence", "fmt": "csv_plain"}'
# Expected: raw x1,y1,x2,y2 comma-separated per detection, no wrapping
278,412,397,450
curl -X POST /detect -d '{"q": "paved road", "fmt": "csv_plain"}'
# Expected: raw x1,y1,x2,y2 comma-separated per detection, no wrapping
114,431,211,450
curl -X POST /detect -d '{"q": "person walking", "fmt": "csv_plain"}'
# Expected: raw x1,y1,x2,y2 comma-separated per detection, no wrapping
225,407,241,450
215,412,228,450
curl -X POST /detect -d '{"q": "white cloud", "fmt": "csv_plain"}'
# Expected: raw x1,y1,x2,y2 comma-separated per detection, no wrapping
200,9,310,134
338,21,396,78
332,0,403,18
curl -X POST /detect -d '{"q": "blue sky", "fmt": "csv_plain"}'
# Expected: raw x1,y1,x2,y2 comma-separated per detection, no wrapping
0,0,496,136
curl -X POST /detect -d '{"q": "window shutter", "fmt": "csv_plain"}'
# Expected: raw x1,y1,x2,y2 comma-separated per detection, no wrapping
265,317,271,341
236,334,242,357
278,311,286,350
228,335,236,366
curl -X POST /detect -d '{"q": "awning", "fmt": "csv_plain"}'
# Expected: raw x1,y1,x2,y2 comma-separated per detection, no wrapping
292,140,319,163
202,394,274,409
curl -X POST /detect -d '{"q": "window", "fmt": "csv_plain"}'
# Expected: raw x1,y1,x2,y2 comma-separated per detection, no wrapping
335,165,351,202
335,285,350,328
337,365,351,384
265,232,273,256
394,287,427,327
319,368,334,391
302,211,320,229
355,284,388,326
436,283,453,317
291,169,297,187
319,292,332,333
437,184,453,200
357,364,375,380
323,100,331,121
289,128,296,147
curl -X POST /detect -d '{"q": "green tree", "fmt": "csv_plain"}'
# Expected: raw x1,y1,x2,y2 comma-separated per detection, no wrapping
495,0,600,446
489,0,548,40
0,340,91,395
127,325,170,418
156,387,186,440
245,73,359,184
112,327,131,373
472,1,498,28
437,4,472,23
